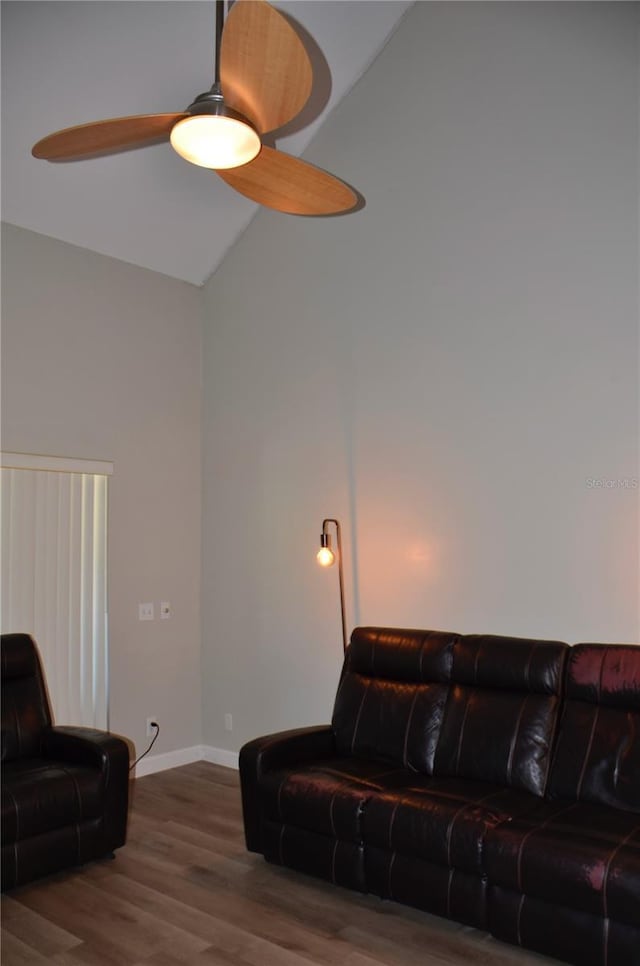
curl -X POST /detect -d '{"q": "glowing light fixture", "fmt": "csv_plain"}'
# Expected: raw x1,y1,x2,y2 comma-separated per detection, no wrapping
170,86,261,170
316,518,348,653
316,533,335,568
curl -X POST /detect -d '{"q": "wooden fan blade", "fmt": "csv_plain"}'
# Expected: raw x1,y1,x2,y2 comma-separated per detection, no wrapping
220,0,312,134
32,114,187,161
216,146,357,215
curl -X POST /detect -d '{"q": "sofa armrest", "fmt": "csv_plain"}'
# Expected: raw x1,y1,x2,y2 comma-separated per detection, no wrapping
239,725,336,852
41,726,130,849
240,725,336,775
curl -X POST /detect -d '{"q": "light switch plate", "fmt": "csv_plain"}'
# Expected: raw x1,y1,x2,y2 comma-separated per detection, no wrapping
139,602,154,621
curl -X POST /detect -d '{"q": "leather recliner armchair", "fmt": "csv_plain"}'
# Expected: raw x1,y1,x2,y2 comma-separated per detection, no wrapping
1,632,130,890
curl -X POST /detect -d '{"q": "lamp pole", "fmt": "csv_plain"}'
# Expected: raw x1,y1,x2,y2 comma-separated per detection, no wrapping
317,518,348,654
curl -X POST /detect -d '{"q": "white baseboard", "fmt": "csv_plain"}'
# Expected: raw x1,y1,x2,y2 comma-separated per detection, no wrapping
132,744,205,778
132,743,239,778
201,744,239,770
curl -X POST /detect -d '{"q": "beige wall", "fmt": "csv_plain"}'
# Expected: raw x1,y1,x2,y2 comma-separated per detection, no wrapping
201,2,639,753
1,224,203,760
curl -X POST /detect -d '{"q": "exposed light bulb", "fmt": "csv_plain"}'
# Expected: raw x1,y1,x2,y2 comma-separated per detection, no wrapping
317,546,335,568
170,115,261,170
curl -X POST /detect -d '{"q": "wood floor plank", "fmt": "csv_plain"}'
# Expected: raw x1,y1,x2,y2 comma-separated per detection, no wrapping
93,866,377,966
2,903,82,958
2,762,563,966
1,894,31,922
14,875,210,964
0,931,53,966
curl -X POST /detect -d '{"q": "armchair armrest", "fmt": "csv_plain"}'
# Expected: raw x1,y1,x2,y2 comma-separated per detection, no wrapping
41,726,130,849
42,726,129,773
239,725,336,852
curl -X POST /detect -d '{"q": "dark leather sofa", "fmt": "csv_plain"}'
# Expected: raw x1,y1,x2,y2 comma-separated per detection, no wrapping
240,627,640,966
1,633,130,890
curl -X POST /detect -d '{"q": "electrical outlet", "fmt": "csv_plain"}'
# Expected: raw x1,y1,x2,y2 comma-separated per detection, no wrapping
224,713,233,732
160,601,171,620
146,717,158,737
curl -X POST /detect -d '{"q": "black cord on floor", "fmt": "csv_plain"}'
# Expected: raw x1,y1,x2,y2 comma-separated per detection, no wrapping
129,722,160,771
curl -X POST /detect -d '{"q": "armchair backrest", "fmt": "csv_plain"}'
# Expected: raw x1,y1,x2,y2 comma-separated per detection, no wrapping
1,633,52,761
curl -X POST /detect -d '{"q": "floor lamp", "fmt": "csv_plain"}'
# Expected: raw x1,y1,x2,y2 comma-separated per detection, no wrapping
316,518,348,653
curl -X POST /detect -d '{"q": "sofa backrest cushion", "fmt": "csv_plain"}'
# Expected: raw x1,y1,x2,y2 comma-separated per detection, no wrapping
332,627,457,774
1,633,52,761
433,634,569,797
547,643,640,812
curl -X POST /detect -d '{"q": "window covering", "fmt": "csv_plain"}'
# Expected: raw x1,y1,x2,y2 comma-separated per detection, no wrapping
1,454,111,728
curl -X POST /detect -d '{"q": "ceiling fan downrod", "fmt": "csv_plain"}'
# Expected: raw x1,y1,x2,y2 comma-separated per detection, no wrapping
214,0,226,86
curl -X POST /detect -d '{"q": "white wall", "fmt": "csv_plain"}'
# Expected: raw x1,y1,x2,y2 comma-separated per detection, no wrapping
1,224,203,761
201,2,639,754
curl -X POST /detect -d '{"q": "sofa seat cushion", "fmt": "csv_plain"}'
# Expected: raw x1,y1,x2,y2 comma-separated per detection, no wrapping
260,757,407,843
2,758,104,845
362,775,536,873
485,800,640,926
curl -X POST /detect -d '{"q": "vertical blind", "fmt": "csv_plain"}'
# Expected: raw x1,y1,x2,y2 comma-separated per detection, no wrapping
1,453,112,729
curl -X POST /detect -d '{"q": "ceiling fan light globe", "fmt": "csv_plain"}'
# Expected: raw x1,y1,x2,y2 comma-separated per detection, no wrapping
170,115,260,170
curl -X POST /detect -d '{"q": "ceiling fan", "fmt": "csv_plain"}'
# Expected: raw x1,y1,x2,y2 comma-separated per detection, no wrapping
31,0,358,216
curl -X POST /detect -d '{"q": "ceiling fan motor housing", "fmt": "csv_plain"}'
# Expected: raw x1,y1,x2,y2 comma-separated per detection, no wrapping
186,85,255,130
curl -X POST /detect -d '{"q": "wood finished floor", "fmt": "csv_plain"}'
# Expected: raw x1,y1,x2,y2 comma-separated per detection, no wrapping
1,761,562,966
